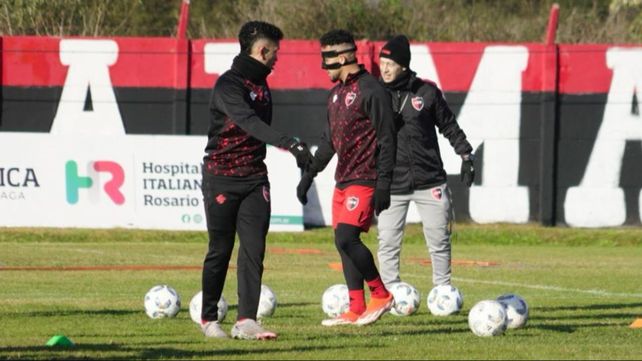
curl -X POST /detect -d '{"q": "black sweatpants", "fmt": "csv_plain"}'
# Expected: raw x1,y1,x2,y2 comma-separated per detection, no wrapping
201,174,271,321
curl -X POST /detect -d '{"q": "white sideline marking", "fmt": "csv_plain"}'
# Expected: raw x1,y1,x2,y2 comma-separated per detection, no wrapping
452,277,642,298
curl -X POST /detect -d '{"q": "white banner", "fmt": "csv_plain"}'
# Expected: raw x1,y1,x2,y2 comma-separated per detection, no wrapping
0,133,303,231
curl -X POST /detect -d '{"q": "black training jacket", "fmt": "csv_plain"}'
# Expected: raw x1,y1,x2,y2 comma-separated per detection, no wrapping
311,67,396,190
383,71,472,194
203,53,294,178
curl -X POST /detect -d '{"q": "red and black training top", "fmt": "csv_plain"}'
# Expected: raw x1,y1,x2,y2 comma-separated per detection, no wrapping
203,53,296,178
311,67,397,190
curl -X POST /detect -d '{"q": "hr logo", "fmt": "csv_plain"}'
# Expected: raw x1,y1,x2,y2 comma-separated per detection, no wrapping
65,160,125,205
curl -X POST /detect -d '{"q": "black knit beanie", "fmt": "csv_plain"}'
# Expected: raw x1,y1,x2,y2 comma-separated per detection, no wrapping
380,35,410,68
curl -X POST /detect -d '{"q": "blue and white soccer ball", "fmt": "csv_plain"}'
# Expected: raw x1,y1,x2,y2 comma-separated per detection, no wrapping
496,293,529,329
468,300,508,337
257,284,277,318
427,284,463,316
389,282,421,316
189,291,228,324
321,284,350,318
144,284,181,319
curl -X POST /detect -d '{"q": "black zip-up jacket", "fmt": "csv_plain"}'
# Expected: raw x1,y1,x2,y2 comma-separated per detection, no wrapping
383,71,472,194
203,53,295,178
310,67,396,190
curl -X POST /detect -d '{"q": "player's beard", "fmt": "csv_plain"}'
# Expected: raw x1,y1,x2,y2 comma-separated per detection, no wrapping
328,70,340,83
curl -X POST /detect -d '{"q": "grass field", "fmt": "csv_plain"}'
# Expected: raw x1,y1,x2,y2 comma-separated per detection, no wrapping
1,224,641,360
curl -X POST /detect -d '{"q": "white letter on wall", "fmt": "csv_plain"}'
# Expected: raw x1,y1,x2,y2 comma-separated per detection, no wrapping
410,45,442,90
51,40,124,135
204,43,240,76
564,47,642,227
438,46,530,223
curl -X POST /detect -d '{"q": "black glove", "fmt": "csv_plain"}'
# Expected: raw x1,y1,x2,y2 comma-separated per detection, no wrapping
297,173,314,205
288,141,313,171
460,156,475,187
373,187,391,216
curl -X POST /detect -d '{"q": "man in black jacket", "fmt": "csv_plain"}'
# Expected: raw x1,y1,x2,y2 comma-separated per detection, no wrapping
376,35,475,291
200,20,312,340
296,29,396,326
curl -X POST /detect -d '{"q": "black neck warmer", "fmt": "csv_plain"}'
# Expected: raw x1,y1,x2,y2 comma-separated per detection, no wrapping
231,52,271,84
383,70,412,90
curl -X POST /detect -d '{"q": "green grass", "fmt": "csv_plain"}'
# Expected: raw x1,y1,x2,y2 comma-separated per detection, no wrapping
1,224,641,360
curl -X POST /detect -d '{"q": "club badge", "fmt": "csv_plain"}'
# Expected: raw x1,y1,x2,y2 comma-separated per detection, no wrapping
431,187,442,200
345,92,357,107
346,196,359,211
411,96,424,111
216,194,227,204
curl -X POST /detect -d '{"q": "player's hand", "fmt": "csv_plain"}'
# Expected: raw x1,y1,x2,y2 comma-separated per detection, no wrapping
460,155,475,187
288,141,313,172
373,187,391,216
297,173,314,205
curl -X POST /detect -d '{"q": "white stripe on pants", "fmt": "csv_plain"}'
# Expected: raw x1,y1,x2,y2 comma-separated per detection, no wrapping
376,183,452,288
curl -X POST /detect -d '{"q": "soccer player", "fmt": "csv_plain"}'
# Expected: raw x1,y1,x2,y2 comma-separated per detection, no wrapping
200,20,313,340
296,29,396,326
376,35,474,289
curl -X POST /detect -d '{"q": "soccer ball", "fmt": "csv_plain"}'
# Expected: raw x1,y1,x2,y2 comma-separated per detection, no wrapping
321,284,350,318
188,291,228,324
144,284,181,319
389,282,421,316
257,284,277,318
427,284,463,316
496,293,529,329
468,300,508,337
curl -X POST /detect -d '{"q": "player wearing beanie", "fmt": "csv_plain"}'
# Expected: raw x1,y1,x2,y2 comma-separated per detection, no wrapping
377,34,474,293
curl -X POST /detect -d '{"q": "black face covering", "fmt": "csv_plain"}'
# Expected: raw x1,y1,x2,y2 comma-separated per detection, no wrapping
321,47,358,69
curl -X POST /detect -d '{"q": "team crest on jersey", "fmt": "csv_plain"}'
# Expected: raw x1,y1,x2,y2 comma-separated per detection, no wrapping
346,196,359,211
345,92,357,107
216,194,227,205
262,186,270,202
431,187,442,200
250,91,257,101
411,96,424,111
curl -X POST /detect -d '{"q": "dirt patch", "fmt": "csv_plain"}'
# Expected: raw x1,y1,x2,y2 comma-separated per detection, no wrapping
0,265,208,271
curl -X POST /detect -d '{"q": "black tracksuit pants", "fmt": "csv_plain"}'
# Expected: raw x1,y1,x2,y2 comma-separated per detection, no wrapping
201,173,270,321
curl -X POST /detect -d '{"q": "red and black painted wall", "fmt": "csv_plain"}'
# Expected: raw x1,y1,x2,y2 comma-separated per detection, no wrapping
1,36,641,227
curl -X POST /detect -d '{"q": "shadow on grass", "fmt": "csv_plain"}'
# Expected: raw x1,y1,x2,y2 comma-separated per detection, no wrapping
530,312,641,321
533,302,642,312
527,320,634,333
526,301,642,332
275,302,317,309
0,343,347,360
6,309,139,318
377,326,470,337
327,324,470,338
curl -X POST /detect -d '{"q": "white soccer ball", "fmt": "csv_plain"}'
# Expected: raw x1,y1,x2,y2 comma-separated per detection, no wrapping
321,284,350,318
389,282,421,316
144,284,181,319
496,293,529,329
468,300,508,337
257,284,277,318
189,291,228,324
427,284,463,316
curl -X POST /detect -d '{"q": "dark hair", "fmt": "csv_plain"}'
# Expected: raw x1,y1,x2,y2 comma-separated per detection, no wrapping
319,29,356,47
238,21,284,54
